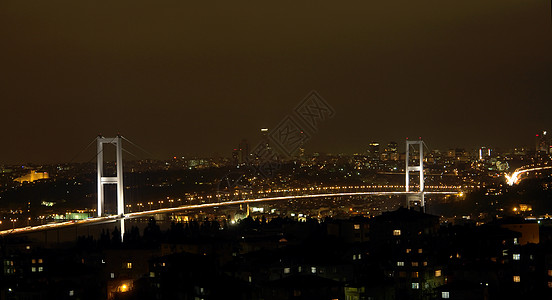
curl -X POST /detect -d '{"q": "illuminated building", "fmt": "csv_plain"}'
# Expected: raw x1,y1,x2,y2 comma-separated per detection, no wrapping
260,128,270,152
536,131,550,154
478,147,492,161
367,142,380,160
381,142,399,161
13,170,49,183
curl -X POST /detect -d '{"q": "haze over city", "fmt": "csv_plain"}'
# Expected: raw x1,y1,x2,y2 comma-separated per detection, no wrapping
1,0,551,164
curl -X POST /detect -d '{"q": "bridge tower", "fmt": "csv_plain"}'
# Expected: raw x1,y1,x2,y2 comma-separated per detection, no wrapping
97,135,125,240
405,139,425,211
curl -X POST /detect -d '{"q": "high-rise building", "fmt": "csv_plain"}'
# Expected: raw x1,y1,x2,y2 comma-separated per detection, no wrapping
260,128,270,152
367,142,380,160
232,148,240,166
536,131,550,154
386,142,398,153
239,139,250,164
385,142,399,161
479,147,492,160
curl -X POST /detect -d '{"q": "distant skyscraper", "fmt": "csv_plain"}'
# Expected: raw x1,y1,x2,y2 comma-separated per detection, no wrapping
239,139,250,164
232,148,240,166
385,142,399,161
386,142,398,153
478,147,492,160
536,131,550,154
260,128,270,152
298,147,305,160
367,142,380,160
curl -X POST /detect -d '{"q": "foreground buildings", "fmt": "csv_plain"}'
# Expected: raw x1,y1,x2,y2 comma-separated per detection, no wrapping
2,207,552,300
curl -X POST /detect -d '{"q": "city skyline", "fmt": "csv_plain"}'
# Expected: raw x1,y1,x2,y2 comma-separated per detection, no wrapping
1,0,551,163
2,2,552,299
0,130,548,165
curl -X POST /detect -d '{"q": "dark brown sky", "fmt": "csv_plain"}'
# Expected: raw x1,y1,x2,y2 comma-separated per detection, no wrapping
1,0,551,163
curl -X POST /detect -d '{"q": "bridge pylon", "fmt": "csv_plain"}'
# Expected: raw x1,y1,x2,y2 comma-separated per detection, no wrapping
97,135,125,240
405,139,425,211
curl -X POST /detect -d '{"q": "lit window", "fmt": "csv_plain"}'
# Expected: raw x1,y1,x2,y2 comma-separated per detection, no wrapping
354,224,360,230
418,249,423,254
31,267,36,272
69,290,74,296
412,282,419,289
126,262,132,269
412,271,419,278
119,283,129,293
38,267,43,272
393,230,401,236
548,270,552,276
31,259,36,264
311,267,317,274
358,254,362,259
149,272,155,278
284,268,290,274
514,238,518,245
406,248,411,254
513,254,520,260
38,259,43,264
548,281,552,288
442,291,450,299
513,276,521,283
397,261,404,267
435,270,442,277
353,255,356,260
110,273,115,279
298,266,302,272
412,262,419,267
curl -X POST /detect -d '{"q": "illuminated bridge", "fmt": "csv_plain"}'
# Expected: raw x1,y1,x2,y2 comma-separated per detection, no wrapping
0,188,461,237
0,137,463,238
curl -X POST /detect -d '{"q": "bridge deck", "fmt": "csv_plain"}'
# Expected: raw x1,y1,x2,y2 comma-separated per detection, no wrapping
0,190,460,236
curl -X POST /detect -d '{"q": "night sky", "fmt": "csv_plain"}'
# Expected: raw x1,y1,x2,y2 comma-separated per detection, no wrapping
1,0,551,164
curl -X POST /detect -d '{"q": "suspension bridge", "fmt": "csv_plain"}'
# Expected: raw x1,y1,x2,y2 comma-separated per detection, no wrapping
0,137,462,239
